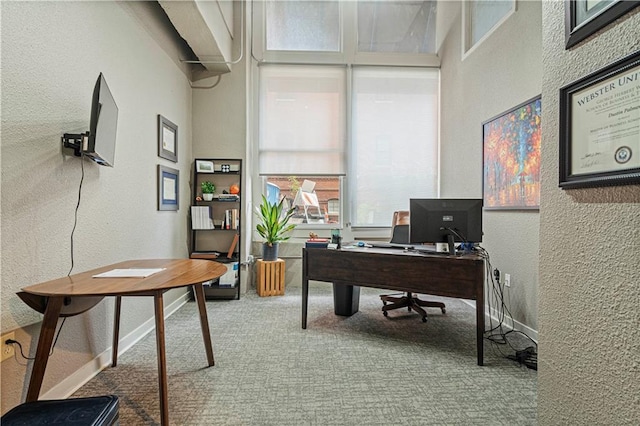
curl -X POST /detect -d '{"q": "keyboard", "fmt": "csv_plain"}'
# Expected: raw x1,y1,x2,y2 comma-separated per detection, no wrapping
367,242,414,250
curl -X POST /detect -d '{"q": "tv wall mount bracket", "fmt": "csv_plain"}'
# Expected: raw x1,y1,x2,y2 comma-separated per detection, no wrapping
62,132,89,157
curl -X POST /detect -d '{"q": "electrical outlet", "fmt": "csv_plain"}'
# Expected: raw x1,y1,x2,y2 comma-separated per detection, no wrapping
504,273,511,287
1,332,16,362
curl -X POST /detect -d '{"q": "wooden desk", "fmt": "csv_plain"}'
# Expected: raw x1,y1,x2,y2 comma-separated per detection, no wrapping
301,248,486,365
18,259,227,426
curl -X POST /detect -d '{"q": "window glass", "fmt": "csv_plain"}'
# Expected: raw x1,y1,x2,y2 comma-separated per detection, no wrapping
266,0,341,52
263,176,342,225
467,0,515,50
357,1,437,54
351,67,439,227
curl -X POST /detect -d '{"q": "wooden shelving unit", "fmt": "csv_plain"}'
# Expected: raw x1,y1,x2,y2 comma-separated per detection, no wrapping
189,158,242,300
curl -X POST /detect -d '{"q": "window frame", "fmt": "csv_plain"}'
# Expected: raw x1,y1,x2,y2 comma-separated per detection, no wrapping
253,1,441,67
251,0,442,239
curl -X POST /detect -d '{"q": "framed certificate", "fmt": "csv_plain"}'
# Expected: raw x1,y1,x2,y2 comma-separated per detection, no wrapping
158,115,178,163
559,50,640,189
158,165,179,211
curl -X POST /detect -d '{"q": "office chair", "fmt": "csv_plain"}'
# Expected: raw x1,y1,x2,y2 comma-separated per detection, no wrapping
380,211,446,322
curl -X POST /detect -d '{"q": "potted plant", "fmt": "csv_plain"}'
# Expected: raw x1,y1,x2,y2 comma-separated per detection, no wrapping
255,195,296,261
201,181,215,201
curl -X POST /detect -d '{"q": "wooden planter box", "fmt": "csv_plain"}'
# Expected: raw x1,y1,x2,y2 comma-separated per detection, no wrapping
256,259,285,296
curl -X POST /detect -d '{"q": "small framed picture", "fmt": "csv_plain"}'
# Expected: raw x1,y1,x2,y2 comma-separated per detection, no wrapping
195,160,215,173
158,115,178,163
565,1,640,49
158,165,179,211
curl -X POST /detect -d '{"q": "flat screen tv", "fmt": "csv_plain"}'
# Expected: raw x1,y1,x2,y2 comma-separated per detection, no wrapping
62,73,118,167
409,198,483,255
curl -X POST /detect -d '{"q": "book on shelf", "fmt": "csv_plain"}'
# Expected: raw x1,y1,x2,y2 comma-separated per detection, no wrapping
221,208,239,230
190,251,220,260
218,262,238,287
191,206,214,230
214,194,240,201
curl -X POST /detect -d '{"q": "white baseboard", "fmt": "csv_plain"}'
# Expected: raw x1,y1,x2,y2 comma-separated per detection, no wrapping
462,300,538,343
41,292,191,400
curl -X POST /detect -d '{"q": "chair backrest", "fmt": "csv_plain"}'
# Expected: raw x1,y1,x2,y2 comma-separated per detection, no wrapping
390,211,410,244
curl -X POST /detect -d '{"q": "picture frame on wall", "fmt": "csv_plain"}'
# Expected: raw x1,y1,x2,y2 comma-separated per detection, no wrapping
158,115,178,162
158,165,179,211
482,96,542,210
559,50,640,189
565,0,640,49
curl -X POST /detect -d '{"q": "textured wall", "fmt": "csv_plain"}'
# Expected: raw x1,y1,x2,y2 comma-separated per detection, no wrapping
191,28,249,290
438,1,542,331
1,1,192,413
539,2,640,425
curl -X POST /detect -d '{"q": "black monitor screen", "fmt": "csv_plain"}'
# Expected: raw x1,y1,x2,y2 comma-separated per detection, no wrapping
409,198,483,252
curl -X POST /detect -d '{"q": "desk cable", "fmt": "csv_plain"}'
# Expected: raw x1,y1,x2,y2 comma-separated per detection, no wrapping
5,318,67,361
475,246,538,369
68,153,85,277
6,158,85,362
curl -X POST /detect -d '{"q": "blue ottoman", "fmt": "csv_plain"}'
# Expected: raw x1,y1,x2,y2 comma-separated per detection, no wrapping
1,395,119,425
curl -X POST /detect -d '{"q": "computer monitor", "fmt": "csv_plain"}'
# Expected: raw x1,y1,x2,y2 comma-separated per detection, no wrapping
409,198,483,255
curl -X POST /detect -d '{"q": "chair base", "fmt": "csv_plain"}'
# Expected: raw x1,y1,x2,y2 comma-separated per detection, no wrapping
380,292,446,322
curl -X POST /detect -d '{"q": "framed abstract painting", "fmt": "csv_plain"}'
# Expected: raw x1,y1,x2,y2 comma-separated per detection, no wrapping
483,96,542,210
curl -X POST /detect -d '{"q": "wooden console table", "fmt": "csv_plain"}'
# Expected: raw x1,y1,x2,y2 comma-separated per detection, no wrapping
18,258,227,426
302,248,486,365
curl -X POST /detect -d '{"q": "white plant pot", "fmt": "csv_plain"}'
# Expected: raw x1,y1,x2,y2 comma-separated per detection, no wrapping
203,193,214,201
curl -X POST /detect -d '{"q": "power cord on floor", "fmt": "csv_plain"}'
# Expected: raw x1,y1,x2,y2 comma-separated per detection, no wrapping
507,346,538,370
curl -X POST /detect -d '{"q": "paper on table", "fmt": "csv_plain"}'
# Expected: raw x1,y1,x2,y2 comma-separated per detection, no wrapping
93,268,166,278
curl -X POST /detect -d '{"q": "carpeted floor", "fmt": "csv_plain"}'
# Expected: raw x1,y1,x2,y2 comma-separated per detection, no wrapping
72,285,537,425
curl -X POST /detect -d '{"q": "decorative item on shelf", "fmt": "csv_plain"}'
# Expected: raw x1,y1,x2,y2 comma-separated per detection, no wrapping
330,228,342,249
201,181,215,201
195,160,214,173
221,164,230,173
229,183,240,195
255,195,296,261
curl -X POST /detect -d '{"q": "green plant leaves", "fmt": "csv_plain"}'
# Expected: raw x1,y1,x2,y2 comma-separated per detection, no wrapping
201,181,215,194
255,195,296,244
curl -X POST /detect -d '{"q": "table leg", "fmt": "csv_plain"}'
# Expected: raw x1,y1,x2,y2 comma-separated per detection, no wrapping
112,296,122,367
332,282,360,316
153,292,169,426
302,252,309,329
193,284,215,366
476,266,485,366
26,296,64,402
